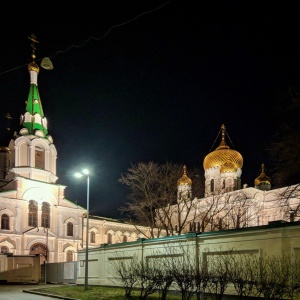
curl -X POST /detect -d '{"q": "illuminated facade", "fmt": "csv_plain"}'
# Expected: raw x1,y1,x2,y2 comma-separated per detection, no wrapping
0,37,148,263
173,125,299,233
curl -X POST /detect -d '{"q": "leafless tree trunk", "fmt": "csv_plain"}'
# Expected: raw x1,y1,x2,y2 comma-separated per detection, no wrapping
168,248,197,300
204,248,234,300
275,184,300,222
229,252,260,299
255,253,297,300
108,253,139,297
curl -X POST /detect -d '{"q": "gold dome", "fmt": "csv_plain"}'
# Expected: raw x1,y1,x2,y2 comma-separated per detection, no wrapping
254,163,271,186
28,61,40,73
177,165,192,186
203,124,243,171
220,160,237,172
0,146,10,152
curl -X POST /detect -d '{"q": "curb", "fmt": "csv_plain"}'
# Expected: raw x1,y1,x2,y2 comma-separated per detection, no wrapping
23,289,78,300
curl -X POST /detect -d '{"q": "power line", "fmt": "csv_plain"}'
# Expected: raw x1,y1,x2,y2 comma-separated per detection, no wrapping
0,1,171,77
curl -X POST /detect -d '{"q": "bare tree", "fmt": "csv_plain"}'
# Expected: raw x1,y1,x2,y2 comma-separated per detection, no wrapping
285,254,300,300
152,259,174,300
268,89,300,187
189,190,260,233
255,253,294,300
135,258,160,300
276,184,300,222
223,192,261,229
229,252,260,299
165,243,198,300
108,253,139,297
205,249,233,300
119,161,204,237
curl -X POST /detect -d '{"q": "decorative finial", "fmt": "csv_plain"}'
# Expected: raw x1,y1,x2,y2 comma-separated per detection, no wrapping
221,124,226,140
5,113,12,131
261,163,265,173
28,34,39,62
183,165,187,175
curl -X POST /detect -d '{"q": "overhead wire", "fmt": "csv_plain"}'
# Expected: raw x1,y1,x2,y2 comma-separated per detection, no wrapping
0,0,171,77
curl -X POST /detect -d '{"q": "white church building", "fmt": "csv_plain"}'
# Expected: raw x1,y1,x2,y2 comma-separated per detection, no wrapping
0,36,151,263
173,124,299,234
1,36,299,264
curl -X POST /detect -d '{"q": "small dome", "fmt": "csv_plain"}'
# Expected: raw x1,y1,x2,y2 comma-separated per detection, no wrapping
220,160,237,172
0,146,10,152
203,124,243,171
254,163,271,186
177,165,192,186
28,61,40,73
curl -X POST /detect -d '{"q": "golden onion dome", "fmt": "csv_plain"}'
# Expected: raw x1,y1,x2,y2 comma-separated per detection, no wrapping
0,146,10,152
220,160,237,173
254,163,271,186
203,124,243,171
28,61,40,73
177,165,192,186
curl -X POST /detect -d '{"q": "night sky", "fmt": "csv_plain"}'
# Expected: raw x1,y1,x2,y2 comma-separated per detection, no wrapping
0,1,299,218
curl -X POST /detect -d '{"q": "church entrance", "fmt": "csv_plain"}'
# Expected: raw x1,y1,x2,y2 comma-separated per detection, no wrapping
29,242,48,263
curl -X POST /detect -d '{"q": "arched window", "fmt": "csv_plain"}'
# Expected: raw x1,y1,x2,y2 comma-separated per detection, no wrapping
90,231,95,243
107,233,112,244
41,202,50,228
210,179,214,192
66,250,73,262
30,243,47,263
35,147,44,169
123,235,127,243
28,200,38,227
67,222,73,236
1,246,9,253
1,214,9,230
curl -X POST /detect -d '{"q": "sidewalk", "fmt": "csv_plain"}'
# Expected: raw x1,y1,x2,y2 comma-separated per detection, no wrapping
23,284,77,300
0,284,76,300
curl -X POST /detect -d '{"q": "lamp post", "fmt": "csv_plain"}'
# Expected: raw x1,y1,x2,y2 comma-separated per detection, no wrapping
75,169,90,290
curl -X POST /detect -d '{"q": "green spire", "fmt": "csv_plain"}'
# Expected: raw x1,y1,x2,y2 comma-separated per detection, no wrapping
23,84,48,135
20,34,49,137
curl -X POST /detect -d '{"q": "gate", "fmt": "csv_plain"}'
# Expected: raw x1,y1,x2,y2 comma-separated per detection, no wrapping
44,261,78,284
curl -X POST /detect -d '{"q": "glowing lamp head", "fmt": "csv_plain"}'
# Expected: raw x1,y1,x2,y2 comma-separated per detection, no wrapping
75,169,89,178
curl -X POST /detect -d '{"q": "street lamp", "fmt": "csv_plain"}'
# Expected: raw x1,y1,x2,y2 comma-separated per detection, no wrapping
75,169,90,290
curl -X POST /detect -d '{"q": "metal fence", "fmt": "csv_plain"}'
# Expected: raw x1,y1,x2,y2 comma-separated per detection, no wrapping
44,261,78,284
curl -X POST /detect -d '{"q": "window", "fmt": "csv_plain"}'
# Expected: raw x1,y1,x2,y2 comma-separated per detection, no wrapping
41,202,50,228
107,233,112,244
66,250,73,262
210,179,214,192
35,147,44,169
90,231,95,243
67,222,73,236
1,246,9,253
28,200,38,227
30,243,47,259
1,214,9,230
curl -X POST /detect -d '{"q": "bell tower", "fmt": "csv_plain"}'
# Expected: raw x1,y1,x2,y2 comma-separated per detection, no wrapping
5,35,58,183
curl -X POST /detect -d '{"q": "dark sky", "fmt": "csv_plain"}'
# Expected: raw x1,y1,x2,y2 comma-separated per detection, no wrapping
0,1,299,218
